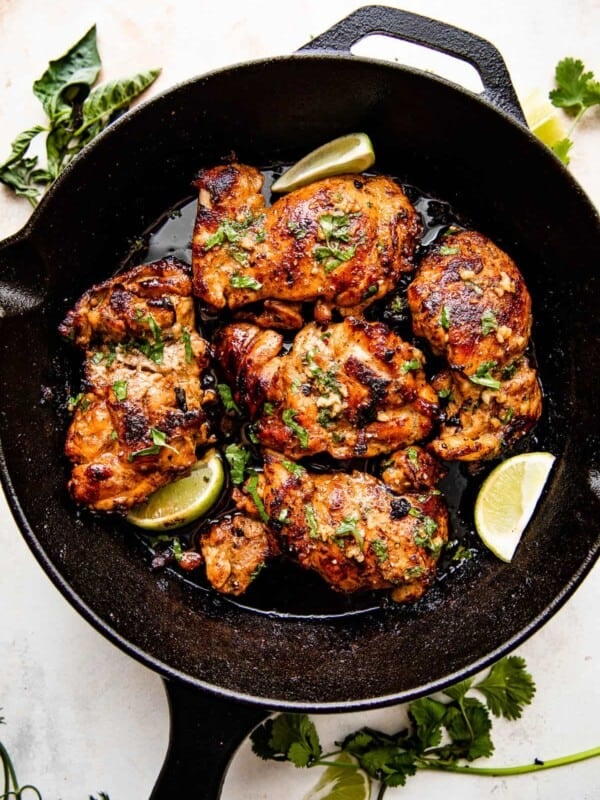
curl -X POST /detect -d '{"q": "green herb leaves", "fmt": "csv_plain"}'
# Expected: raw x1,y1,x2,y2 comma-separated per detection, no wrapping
282,408,309,449
314,212,358,273
548,57,600,164
224,443,251,484
470,361,501,390
0,25,160,205
251,656,550,796
251,713,322,767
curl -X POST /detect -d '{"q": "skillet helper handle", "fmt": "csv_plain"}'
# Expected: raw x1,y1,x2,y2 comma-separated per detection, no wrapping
150,678,270,800
298,4,526,123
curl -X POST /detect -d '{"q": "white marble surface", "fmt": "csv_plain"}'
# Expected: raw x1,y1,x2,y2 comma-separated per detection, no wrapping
1,1,599,798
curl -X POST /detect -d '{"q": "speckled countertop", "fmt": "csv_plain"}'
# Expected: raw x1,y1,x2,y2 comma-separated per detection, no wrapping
0,1,599,798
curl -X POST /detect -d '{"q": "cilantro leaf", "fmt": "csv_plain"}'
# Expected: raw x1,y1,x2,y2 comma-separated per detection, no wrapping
342,728,417,786
552,137,574,164
407,697,447,751
224,443,251,485
550,57,600,114
250,713,321,767
442,698,494,760
474,655,536,720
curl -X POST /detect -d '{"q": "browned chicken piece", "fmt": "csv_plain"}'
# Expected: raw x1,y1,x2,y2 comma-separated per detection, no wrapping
192,163,422,320
60,257,216,513
214,317,439,460
234,299,305,331
407,229,532,377
200,514,279,596
381,445,447,493
213,322,284,418
230,451,448,603
428,357,543,461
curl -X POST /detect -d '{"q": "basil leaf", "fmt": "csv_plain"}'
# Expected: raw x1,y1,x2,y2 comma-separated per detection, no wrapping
0,156,43,205
33,25,101,120
0,126,45,170
79,69,161,134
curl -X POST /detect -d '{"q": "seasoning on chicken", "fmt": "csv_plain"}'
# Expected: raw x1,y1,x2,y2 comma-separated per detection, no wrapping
59,257,216,513
213,317,439,460
192,163,422,321
222,450,448,603
408,228,541,461
428,357,543,462
407,229,532,376
381,445,447,494
200,514,280,596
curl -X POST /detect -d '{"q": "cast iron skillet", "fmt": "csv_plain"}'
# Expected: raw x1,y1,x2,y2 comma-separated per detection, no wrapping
1,6,599,797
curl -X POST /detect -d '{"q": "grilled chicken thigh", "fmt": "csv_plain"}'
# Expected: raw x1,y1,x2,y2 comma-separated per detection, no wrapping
408,229,541,460
220,450,448,603
200,514,279,596
381,445,447,493
192,163,422,320
429,357,542,461
214,317,439,459
60,258,215,512
408,229,532,376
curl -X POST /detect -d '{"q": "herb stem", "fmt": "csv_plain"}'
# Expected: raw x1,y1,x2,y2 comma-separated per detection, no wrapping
419,745,600,776
0,739,20,794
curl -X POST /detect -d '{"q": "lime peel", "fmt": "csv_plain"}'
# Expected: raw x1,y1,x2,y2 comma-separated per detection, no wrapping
522,88,567,149
271,133,375,194
303,752,370,800
474,451,555,562
126,448,224,530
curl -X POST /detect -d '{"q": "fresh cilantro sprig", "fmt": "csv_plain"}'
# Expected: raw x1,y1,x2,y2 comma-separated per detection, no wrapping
0,26,160,206
549,57,600,163
251,656,600,796
1,712,110,799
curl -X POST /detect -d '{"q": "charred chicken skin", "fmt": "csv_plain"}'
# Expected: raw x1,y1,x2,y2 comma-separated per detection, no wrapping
429,357,542,462
200,514,280,596
407,229,532,376
192,164,422,320
408,229,541,460
59,258,215,512
381,445,447,494
210,450,448,603
214,317,439,460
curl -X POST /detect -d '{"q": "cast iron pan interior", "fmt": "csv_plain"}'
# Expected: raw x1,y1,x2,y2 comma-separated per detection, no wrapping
1,16,599,711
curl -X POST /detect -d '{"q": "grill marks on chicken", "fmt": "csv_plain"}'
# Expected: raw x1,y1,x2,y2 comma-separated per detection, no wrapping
203,451,448,602
192,164,422,320
215,317,439,460
408,230,542,461
408,230,532,376
60,258,215,512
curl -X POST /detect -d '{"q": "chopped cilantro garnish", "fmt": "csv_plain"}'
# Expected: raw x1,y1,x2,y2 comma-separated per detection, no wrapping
470,361,501,390
282,409,309,449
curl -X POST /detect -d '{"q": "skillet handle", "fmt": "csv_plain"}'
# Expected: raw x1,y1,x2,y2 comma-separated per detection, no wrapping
149,678,270,799
298,4,526,123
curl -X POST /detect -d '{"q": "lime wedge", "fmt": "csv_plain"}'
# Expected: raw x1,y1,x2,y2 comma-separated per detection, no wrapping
522,88,567,149
271,133,375,193
126,448,224,530
474,451,555,562
303,752,370,800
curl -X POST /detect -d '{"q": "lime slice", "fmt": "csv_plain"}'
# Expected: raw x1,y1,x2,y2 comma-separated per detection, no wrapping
271,133,375,193
522,88,567,149
303,752,370,800
474,451,555,562
126,448,224,530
